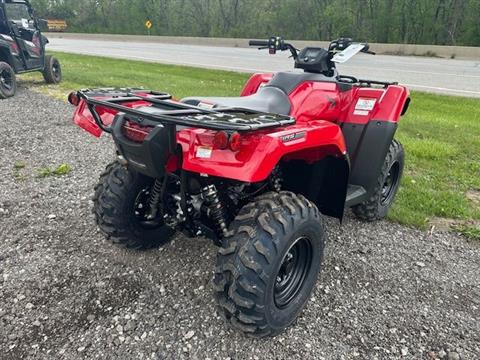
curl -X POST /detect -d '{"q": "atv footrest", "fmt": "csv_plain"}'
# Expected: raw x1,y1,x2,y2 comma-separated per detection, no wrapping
345,184,367,206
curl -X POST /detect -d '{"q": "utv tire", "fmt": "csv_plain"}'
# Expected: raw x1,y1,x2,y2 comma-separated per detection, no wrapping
93,161,175,250
42,55,62,84
352,139,404,221
214,191,325,337
0,62,16,99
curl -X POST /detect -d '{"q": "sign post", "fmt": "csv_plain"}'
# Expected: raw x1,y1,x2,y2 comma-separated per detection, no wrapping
145,19,152,35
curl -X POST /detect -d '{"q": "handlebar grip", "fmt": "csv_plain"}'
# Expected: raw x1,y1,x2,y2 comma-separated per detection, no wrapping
249,40,269,47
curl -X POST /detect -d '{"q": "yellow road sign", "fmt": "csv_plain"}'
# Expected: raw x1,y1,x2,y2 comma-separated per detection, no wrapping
145,20,152,29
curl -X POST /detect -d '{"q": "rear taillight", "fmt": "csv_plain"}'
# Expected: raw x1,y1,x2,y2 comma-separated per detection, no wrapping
9,42,19,56
213,131,242,151
68,92,80,106
229,132,242,151
213,131,229,149
122,121,154,142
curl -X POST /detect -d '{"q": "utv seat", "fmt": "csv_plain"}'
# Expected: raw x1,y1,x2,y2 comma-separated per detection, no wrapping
181,86,291,115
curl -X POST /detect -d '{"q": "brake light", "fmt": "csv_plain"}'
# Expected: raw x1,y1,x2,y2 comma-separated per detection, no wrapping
229,132,242,151
122,121,154,142
68,92,80,106
9,42,19,56
213,131,229,149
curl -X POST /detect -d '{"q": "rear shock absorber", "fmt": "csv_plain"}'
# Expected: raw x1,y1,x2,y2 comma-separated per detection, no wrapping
146,178,163,220
203,185,229,238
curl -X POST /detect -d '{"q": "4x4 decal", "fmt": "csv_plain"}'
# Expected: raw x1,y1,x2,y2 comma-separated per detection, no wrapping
280,131,306,143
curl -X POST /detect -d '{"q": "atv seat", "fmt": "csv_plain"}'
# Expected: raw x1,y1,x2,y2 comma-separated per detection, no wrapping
181,86,291,115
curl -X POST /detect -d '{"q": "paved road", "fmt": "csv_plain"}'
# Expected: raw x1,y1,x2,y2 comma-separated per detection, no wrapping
48,38,480,98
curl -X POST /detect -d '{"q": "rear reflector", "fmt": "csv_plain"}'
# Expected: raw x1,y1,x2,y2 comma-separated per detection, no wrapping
122,121,154,142
67,92,80,106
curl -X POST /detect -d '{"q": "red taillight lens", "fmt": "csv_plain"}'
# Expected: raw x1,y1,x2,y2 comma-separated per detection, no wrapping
229,132,242,151
213,131,229,149
9,42,19,56
122,121,154,142
68,92,80,106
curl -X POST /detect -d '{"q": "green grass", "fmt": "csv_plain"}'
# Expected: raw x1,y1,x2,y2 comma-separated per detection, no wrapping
37,163,72,178
21,52,248,100
20,51,480,232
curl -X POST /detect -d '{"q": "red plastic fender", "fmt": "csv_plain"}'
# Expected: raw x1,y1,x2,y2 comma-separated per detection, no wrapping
72,95,156,137
340,85,410,124
177,121,346,183
240,73,274,96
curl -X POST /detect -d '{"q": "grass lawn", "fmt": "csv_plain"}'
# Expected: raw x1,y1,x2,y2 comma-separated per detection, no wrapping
20,52,480,237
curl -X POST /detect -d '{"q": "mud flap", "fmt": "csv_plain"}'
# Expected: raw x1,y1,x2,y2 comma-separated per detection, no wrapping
342,120,397,197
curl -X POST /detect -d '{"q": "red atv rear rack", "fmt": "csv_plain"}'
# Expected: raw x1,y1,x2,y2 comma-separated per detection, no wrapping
75,88,296,133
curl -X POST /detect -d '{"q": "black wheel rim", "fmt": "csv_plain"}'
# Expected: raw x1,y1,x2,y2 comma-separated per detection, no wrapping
381,161,400,205
274,236,313,309
134,188,151,221
0,68,13,91
52,61,61,81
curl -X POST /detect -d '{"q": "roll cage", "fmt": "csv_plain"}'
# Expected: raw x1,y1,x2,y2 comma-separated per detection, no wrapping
0,0,47,73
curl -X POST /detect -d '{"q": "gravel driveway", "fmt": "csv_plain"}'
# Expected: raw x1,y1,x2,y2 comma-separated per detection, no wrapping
0,88,479,360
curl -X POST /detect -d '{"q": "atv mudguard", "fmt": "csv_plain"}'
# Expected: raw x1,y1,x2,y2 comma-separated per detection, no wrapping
0,37,18,69
177,121,347,183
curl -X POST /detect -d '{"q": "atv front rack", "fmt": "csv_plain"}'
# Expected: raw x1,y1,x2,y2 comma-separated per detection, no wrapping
77,88,295,133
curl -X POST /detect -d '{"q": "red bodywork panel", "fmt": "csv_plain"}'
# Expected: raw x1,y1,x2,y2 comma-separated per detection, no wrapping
72,73,409,183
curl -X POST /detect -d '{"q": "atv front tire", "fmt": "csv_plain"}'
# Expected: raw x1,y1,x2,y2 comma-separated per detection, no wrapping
93,161,175,250
214,191,325,337
42,55,62,84
352,139,404,221
0,62,16,99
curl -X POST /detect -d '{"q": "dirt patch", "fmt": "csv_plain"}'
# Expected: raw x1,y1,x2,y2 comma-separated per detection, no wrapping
429,217,480,233
466,189,480,206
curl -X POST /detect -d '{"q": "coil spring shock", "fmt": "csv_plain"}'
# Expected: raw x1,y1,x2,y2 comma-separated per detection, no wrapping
203,185,229,238
270,166,282,192
146,178,163,220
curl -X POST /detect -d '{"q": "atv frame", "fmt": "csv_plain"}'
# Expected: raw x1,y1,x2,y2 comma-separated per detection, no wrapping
69,37,409,337
0,0,61,98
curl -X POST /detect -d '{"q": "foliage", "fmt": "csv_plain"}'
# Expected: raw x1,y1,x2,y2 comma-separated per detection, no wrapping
37,163,72,177
30,0,480,46
14,161,26,170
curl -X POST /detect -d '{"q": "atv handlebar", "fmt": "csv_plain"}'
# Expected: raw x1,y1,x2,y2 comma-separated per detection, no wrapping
249,36,298,59
248,40,269,47
249,36,376,61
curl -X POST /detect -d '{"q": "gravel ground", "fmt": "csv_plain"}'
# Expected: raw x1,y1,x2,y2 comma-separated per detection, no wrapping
0,88,479,360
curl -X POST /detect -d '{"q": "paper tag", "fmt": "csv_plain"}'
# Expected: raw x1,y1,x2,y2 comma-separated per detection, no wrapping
196,146,212,159
332,43,366,63
355,98,377,111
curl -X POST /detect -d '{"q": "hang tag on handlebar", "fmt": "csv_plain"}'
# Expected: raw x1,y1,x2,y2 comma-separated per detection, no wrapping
331,43,366,63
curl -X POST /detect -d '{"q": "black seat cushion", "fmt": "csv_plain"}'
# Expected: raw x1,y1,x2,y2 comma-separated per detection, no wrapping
181,86,291,115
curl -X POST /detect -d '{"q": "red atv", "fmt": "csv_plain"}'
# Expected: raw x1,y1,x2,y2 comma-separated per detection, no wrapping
69,37,409,337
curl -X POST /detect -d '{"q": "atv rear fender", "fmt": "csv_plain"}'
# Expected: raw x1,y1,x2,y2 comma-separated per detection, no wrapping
240,73,274,96
178,120,346,183
72,96,159,137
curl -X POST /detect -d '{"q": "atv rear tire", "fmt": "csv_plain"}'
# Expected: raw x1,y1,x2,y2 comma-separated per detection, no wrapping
352,139,404,221
214,191,325,337
42,55,62,84
0,62,16,99
93,161,175,250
